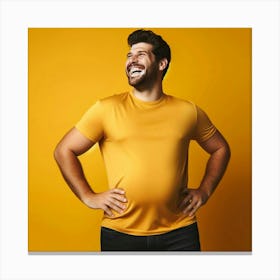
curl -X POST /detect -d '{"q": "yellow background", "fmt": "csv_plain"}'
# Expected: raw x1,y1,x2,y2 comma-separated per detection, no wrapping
28,28,251,252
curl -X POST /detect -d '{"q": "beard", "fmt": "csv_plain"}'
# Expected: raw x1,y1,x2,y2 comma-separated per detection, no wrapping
127,70,147,87
126,63,157,88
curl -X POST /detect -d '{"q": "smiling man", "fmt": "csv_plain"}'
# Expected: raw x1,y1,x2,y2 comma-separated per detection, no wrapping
54,29,231,251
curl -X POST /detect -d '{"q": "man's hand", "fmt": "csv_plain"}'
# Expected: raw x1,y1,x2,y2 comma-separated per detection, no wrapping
179,188,209,217
82,188,127,217
178,130,230,217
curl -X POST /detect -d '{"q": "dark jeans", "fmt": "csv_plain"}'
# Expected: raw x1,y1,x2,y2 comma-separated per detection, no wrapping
101,222,200,251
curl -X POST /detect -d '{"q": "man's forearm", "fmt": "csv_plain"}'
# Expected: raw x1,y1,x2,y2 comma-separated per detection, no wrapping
198,145,231,198
54,147,95,202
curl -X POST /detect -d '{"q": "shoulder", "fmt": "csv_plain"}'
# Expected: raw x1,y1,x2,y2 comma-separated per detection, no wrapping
99,92,129,106
165,94,197,112
83,92,128,113
79,92,128,117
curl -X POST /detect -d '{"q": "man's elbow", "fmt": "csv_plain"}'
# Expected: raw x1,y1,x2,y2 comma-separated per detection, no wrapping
54,144,61,163
222,141,231,163
53,142,68,163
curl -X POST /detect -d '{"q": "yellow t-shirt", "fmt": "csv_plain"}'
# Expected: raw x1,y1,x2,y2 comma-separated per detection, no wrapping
75,91,216,235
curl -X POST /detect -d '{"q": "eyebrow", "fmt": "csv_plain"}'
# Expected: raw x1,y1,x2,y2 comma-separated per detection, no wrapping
127,50,149,57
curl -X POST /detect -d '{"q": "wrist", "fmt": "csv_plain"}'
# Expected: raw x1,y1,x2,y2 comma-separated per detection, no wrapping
80,190,96,205
197,186,211,200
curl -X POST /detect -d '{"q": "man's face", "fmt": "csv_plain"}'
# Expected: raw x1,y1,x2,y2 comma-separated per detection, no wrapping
125,42,159,88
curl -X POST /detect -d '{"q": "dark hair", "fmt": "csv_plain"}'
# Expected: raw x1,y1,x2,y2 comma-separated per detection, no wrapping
127,29,171,78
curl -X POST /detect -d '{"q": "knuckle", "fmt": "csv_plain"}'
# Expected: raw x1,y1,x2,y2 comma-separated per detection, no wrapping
107,201,113,208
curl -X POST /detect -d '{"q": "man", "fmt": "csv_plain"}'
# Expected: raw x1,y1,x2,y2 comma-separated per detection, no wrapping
54,29,230,251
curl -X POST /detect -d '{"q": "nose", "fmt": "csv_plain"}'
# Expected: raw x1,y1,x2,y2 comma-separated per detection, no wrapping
128,54,138,64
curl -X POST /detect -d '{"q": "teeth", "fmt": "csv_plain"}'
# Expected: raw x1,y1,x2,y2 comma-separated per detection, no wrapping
129,67,144,77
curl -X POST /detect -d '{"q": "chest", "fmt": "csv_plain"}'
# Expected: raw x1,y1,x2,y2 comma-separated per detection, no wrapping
103,105,196,143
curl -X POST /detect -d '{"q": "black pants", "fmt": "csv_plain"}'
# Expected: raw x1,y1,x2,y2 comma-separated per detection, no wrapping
101,222,200,251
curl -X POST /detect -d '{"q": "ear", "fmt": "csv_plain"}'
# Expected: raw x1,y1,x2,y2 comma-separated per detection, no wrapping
158,58,168,71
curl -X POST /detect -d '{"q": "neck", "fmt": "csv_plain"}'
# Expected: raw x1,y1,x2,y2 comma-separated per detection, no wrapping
132,83,164,102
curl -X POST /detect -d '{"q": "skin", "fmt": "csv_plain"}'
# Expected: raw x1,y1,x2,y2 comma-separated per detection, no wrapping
125,43,168,101
179,130,230,217
54,128,127,217
54,41,230,219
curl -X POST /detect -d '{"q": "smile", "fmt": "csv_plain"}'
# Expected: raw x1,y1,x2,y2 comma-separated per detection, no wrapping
128,66,145,77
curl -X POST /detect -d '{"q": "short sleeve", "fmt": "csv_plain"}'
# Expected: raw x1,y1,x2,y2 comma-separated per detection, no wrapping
75,100,104,142
191,105,217,143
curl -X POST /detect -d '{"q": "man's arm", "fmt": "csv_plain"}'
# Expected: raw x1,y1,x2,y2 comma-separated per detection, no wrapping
180,130,231,216
54,127,127,217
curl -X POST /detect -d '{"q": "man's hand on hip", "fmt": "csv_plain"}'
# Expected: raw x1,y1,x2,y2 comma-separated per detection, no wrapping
179,188,209,217
82,188,127,217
